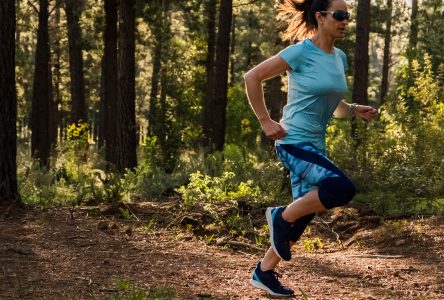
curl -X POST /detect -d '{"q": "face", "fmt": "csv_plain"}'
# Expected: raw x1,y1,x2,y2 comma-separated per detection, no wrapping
317,0,349,39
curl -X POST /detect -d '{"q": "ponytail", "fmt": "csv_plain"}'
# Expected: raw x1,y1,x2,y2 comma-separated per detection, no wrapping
278,0,332,42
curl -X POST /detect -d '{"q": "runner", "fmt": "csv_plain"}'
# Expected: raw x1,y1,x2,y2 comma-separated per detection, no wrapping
244,0,378,296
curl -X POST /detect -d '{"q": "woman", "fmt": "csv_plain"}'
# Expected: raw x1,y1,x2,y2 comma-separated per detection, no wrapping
244,0,377,296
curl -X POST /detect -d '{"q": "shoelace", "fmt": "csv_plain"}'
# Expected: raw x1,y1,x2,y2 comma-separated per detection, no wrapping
272,271,282,281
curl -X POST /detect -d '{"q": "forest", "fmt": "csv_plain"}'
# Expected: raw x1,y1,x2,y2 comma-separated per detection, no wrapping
0,0,443,299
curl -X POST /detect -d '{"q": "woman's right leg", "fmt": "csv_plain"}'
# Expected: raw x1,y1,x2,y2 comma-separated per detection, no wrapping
267,144,356,260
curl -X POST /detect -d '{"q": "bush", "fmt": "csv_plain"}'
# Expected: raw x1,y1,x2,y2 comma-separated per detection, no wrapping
327,55,444,215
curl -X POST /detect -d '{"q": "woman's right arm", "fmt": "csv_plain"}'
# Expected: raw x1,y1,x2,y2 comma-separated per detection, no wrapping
244,55,290,141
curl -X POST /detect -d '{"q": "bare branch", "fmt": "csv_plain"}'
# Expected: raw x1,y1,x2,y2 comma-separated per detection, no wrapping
219,240,265,252
49,0,63,16
27,0,39,14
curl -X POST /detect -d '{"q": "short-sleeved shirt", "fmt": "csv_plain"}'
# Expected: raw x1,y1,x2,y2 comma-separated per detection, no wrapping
276,38,348,150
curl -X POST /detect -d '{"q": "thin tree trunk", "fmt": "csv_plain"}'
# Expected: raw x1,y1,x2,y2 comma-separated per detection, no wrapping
202,0,216,148
409,0,418,54
0,0,21,204
148,0,162,137
31,0,52,166
352,0,370,106
380,0,392,105
49,3,61,147
103,0,118,170
351,0,370,144
229,14,236,87
117,0,137,172
98,58,105,149
406,0,419,106
65,0,87,124
211,0,232,152
158,0,169,150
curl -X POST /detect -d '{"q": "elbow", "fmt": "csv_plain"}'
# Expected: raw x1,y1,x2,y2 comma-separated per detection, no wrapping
243,71,253,83
244,70,259,85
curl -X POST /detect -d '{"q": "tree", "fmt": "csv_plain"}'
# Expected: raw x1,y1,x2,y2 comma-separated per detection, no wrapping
380,0,393,104
352,0,370,106
147,0,163,138
51,3,62,144
202,0,217,148
210,0,233,151
0,0,21,204
102,0,119,170
31,0,53,166
117,0,137,172
409,0,419,56
65,0,87,124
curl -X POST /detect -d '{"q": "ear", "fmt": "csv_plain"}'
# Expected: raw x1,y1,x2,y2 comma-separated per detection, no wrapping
315,11,323,24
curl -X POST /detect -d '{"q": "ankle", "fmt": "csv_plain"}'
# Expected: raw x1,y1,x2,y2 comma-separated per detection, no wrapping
260,262,274,272
281,209,293,223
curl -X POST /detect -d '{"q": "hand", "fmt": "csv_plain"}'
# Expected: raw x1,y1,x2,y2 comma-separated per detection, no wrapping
261,118,287,141
352,104,378,121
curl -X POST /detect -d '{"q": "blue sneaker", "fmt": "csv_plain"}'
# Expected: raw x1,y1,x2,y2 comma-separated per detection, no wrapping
266,206,292,261
250,262,294,297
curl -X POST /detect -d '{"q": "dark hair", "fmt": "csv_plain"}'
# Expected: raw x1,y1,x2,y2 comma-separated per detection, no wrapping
278,0,332,42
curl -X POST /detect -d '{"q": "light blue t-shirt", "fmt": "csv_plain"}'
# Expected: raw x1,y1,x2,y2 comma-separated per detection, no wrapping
276,39,348,150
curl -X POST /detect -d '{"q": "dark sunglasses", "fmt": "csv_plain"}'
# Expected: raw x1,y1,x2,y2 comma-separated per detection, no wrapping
320,10,350,21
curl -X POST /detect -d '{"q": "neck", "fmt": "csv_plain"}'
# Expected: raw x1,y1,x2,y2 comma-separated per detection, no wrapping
310,33,335,53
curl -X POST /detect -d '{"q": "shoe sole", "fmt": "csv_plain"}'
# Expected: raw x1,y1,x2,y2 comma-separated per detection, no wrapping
266,207,285,261
250,278,294,297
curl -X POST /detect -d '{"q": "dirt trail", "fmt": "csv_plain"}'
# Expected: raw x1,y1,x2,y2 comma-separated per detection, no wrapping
0,205,443,299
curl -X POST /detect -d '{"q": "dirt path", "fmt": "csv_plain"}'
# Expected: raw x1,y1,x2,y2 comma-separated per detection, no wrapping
0,205,443,299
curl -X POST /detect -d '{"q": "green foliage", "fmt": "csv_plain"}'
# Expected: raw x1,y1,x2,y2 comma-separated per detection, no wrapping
119,208,132,220
66,121,90,147
141,219,156,232
327,55,444,215
417,0,444,82
226,84,261,147
177,171,259,206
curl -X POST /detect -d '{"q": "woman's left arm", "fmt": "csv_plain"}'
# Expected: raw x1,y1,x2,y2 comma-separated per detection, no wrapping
334,100,378,121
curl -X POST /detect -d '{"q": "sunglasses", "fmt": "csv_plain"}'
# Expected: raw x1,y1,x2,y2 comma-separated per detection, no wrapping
320,10,350,21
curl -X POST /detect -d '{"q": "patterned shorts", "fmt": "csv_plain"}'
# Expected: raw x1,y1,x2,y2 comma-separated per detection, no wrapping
276,143,340,201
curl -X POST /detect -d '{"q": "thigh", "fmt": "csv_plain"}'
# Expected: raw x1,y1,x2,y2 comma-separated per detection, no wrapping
289,172,316,201
276,143,340,188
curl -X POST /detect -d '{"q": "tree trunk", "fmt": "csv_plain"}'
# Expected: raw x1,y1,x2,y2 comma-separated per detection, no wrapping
202,0,216,148
380,0,392,105
211,0,232,152
406,0,419,107
148,0,162,137
409,0,418,53
65,0,87,124
98,58,105,149
0,0,21,204
50,3,61,146
31,0,52,166
103,0,118,171
229,14,236,87
352,0,370,106
117,0,137,172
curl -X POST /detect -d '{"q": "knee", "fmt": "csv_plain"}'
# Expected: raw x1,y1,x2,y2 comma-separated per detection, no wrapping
319,176,356,209
335,178,356,206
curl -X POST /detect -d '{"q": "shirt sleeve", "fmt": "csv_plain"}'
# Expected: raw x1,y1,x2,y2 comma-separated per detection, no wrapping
337,49,348,71
278,43,305,72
